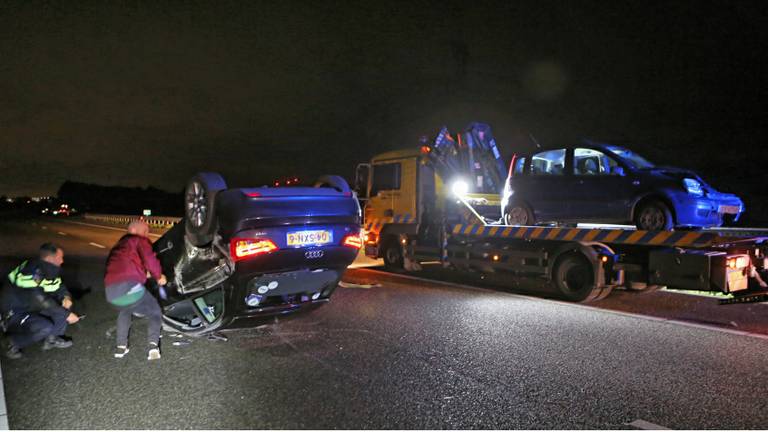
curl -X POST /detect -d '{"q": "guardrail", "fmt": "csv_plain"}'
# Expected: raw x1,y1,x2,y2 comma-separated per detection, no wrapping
84,213,181,229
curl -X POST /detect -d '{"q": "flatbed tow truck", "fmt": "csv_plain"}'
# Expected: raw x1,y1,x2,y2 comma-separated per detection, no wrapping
355,123,768,304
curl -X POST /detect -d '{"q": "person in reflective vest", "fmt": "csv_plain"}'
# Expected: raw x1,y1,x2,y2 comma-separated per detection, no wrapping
1,243,80,359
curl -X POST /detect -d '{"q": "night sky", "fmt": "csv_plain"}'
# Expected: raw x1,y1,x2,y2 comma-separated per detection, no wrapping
1,1,766,207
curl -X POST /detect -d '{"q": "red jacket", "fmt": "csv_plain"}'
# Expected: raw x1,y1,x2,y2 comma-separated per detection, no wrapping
104,234,163,287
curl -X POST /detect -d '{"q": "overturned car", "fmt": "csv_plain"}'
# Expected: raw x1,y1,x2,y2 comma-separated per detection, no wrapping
154,172,362,335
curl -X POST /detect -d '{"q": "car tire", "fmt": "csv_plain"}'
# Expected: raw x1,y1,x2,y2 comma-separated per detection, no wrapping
184,172,227,246
382,237,404,270
634,200,673,231
552,253,602,302
314,175,351,194
504,202,535,226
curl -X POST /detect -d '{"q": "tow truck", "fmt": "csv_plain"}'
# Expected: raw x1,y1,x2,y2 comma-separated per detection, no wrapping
354,123,768,303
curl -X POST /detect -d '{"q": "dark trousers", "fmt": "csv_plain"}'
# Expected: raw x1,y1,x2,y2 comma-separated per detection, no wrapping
6,308,69,349
116,291,162,347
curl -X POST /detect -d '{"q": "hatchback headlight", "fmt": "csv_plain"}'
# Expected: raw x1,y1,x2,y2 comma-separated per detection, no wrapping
683,178,703,196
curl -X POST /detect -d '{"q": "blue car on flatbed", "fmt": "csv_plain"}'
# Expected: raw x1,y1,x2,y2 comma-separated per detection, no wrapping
501,142,744,230
154,173,362,335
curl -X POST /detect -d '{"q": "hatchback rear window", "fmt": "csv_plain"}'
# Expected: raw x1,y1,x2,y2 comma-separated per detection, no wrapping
530,149,565,175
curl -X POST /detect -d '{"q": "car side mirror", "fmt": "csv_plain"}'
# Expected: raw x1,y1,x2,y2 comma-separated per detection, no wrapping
611,166,625,176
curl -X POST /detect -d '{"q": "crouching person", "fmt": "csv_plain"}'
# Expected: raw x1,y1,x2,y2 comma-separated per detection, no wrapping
105,220,167,360
1,243,79,359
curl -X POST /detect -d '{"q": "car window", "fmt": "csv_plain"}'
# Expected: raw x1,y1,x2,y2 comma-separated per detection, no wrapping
605,145,655,169
371,162,401,196
530,149,565,176
574,148,618,175
513,156,526,175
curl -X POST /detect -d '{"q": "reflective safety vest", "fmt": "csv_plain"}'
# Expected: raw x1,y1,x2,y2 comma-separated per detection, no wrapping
7,261,62,293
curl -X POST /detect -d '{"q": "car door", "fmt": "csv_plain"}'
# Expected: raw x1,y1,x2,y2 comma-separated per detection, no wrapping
509,148,572,222
569,147,635,222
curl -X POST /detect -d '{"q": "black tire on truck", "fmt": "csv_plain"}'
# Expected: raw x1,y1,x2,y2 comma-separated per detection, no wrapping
314,175,351,194
184,172,227,246
382,237,404,270
504,202,535,226
552,252,603,302
634,200,673,231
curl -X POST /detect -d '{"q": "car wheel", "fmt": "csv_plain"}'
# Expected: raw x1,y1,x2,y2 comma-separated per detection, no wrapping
382,238,404,270
314,175,351,194
185,172,227,246
635,201,673,231
552,253,602,302
504,203,534,226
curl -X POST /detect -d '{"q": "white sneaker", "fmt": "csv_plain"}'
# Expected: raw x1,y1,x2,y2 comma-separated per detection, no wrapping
147,343,161,360
114,346,130,358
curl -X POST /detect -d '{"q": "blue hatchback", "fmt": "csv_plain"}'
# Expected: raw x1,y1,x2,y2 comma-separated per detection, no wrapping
501,143,744,230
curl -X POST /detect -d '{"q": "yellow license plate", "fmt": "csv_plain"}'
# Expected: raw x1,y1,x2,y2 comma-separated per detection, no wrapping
287,230,332,246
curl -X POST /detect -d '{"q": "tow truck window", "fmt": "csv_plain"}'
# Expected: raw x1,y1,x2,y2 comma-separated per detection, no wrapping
371,163,401,196
530,149,565,175
573,148,618,175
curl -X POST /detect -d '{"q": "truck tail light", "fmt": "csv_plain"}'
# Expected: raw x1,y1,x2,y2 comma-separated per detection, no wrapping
727,255,750,270
230,238,278,261
342,234,363,249
364,232,378,244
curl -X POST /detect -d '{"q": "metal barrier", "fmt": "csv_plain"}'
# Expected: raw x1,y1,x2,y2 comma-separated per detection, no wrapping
84,213,181,229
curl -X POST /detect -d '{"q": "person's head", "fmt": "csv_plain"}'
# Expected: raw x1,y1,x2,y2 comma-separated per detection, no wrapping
39,242,64,267
127,220,150,237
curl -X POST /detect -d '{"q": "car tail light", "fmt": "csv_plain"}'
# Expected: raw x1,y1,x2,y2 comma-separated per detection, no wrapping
727,255,750,270
230,238,278,261
342,234,363,249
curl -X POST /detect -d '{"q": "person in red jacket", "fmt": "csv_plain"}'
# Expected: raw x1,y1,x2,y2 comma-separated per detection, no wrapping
104,220,167,360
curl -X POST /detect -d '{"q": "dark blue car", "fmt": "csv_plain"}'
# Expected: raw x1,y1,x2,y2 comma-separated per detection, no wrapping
501,143,744,230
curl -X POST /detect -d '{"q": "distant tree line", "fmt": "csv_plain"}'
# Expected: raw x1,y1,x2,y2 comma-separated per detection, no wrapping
57,181,183,216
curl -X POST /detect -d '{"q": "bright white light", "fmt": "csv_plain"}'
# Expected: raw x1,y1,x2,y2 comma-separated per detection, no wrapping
451,180,469,197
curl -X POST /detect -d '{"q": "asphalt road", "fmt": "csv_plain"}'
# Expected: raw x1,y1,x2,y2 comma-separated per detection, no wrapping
1,217,767,429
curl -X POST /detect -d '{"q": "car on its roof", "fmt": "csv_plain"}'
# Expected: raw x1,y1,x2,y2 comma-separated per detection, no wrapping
153,172,362,335
500,142,744,230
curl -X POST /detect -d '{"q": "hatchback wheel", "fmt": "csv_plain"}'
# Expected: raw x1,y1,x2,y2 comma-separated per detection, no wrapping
185,172,228,246
635,201,673,231
504,203,534,226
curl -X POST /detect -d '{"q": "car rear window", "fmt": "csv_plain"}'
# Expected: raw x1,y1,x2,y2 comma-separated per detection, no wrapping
530,149,565,175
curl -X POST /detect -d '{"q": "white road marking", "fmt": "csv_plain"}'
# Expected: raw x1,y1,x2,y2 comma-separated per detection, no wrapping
58,219,161,238
628,419,670,430
357,268,768,341
89,242,106,249
57,231,67,236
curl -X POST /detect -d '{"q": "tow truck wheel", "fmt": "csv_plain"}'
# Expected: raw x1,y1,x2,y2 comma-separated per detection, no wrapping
553,252,602,302
314,175,351,194
504,203,534,226
382,237,404,270
184,172,227,246
635,200,673,231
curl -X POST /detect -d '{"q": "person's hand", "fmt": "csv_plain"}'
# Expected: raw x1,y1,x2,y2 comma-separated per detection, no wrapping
158,274,167,286
66,312,80,324
62,297,73,309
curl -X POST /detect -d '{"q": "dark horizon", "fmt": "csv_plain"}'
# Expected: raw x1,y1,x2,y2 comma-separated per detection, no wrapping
1,1,766,201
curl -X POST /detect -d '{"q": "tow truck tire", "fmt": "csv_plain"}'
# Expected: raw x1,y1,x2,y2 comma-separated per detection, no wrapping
184,172,227,246
314,175,351,194
504,202,535,226
382,237,404,270
553,252,602,302
634,200,673,231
